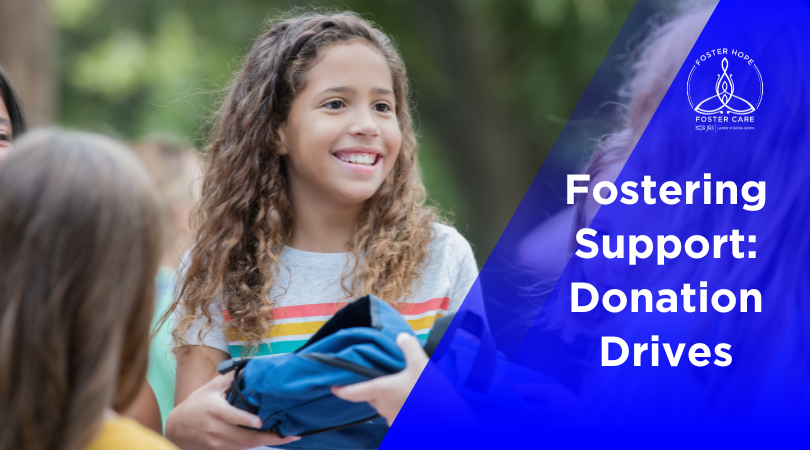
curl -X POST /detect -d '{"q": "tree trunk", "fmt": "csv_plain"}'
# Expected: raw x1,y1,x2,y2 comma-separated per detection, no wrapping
0,0,55,126
409,0,543,263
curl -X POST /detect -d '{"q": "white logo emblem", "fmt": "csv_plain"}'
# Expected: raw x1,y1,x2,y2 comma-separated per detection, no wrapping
687,49,763,116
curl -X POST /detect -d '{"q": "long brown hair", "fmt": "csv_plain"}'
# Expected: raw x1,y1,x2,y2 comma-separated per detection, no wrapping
170,10,438,352
0,130,162,450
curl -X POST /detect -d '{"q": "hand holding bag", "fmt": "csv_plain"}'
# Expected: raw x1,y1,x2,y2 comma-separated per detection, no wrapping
218,294,414,449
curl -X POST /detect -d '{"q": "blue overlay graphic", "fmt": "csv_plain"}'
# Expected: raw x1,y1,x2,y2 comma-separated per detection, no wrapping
384,0,810,447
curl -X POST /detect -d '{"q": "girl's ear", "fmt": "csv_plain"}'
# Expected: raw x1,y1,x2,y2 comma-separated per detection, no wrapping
276,124,289,156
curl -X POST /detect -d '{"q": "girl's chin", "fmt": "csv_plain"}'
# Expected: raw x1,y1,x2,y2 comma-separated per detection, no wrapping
333,184,384,207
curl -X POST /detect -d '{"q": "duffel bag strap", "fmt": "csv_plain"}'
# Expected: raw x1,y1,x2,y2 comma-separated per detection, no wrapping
217,357,249,375
217,358,260,416
423,313,455,357
423,310,498,394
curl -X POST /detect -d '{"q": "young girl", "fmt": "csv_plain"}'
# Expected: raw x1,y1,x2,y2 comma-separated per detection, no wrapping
0,130,176,450
165,10,479,450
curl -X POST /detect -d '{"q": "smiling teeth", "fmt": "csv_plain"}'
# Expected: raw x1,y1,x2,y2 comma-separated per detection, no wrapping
339,153,375,165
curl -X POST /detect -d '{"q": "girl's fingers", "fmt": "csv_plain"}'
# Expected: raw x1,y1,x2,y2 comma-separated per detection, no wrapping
396,333,428,368
203,371,235,395
332,382,377,403
227,426,300,448
210,401,302,446
204,372,267,428
334,334,425,404
212,401,264,429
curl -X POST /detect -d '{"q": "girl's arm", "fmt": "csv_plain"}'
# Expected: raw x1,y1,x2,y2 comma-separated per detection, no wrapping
124,381,163,434
173,345,226,405
165,346,299,450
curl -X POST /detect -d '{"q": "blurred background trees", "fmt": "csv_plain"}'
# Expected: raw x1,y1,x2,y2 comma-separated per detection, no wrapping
0,0,55,125
1,0,657,264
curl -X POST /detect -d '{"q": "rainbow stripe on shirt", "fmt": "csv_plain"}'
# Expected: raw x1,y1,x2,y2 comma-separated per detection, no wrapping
224,297,450,357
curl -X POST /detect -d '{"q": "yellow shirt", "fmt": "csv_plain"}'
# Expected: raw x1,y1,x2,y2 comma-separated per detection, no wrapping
84,417,178,450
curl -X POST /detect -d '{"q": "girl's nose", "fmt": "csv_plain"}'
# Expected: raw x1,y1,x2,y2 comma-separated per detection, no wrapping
348,109,381,138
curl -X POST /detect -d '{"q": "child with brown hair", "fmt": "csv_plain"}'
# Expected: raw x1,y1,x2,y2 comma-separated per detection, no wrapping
0,130,176,450
165,10,480,450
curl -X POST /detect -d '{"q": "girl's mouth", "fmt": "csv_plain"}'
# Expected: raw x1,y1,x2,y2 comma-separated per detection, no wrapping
332,149,383,174
333,151,381,166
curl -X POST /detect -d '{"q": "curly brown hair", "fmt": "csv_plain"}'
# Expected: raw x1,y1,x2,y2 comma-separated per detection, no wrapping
168,10,439,353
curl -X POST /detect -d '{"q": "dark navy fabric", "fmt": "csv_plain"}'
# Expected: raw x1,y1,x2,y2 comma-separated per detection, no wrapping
428,310,552,421
225,295,414,449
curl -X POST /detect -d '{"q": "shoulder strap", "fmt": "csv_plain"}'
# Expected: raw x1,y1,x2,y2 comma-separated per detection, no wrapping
423,313,455,357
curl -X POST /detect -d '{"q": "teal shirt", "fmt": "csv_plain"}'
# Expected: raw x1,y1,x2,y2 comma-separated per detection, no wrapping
147,267,177,430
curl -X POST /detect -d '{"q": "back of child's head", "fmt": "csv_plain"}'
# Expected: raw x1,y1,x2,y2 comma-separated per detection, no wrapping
0,130,162,450
176,10,437,350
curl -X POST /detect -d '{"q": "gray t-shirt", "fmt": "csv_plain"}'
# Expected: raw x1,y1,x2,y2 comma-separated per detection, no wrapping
178,223,481,357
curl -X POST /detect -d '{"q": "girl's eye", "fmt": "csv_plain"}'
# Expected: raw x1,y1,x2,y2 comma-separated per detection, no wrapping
0,133,11,143
373,103,393,113
324,100,345,109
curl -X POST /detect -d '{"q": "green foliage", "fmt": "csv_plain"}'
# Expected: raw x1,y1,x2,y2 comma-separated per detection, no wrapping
52,0,641,259
54,0,274,140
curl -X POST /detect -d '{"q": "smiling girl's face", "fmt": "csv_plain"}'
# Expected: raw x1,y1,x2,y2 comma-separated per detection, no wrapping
0,96,13,163
280,41,401,208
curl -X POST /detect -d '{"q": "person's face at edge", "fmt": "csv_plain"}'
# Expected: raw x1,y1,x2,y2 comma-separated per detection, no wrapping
0,97,12,164
279,41,402,209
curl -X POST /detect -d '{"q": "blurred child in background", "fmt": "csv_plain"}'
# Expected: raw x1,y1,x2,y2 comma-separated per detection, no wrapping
0,130,177,450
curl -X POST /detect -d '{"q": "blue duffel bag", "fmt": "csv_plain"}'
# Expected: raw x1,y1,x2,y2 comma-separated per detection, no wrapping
217,294,414,449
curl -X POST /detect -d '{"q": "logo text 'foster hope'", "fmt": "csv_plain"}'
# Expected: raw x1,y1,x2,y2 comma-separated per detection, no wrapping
688,48,762,131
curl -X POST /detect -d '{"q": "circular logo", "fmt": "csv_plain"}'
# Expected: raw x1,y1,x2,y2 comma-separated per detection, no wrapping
687,48,763,116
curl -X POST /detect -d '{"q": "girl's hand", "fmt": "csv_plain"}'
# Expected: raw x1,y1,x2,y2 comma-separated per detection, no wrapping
331,333,428,426
165,371,299,450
